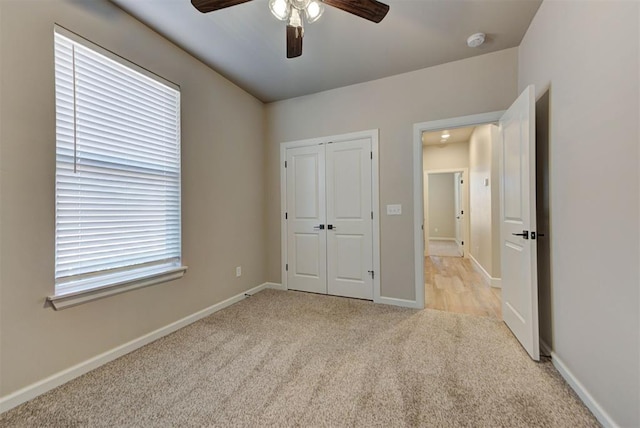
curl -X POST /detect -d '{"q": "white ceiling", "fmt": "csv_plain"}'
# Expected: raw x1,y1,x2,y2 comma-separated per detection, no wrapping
422,126,475,146
110,0,541,102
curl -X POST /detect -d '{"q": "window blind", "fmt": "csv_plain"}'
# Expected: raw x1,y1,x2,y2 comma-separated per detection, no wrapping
54,28,181,294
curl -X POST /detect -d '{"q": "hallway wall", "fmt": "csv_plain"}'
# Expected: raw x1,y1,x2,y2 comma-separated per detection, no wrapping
427,173,456,239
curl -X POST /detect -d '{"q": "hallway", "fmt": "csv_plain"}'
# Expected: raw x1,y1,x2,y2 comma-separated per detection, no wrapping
425,256,501,319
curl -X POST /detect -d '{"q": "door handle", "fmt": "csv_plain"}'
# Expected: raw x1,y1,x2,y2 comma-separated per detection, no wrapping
512,230,529,239
313,224,325,230
327,224,336,230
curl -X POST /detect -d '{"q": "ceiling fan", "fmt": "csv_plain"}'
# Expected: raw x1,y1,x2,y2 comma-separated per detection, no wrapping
191,0,390,58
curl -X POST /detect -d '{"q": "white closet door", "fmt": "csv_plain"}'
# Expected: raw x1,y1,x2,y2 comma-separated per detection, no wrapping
286,145,327,294
326,139,373,300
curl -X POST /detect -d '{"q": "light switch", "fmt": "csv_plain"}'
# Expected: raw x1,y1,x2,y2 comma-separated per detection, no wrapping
387,204,402,215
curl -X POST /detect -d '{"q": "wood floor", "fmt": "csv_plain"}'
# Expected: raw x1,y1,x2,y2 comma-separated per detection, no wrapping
425,256,502,320
428,239,463,257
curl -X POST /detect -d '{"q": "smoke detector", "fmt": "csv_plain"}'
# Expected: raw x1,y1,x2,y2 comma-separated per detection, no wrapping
467,32,485,48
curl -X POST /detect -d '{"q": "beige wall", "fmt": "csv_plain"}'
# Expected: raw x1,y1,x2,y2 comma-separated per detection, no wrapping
519,1,639,426
489,125,501,277
468,125,495,276
0,0,265,397
427,173,455,239
423,141,469,171
266,48,518,301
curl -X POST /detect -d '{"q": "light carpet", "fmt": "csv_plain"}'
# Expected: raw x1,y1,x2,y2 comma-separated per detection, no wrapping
0,289,598,427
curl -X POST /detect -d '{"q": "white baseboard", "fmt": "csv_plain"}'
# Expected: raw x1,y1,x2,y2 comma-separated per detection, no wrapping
263,282,286,291
0,282,274,414
375,296,423,309
543,343,618,428
428,237,456,242
469,254,502,289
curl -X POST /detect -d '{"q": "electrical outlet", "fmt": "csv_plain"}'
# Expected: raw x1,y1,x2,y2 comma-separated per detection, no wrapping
236,266,242,277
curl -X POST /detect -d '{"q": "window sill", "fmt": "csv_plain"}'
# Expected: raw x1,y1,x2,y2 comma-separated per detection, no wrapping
47,266,188,310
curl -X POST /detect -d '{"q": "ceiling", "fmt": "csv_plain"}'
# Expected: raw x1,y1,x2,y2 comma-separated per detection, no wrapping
110,0,542,103
422,126,475,146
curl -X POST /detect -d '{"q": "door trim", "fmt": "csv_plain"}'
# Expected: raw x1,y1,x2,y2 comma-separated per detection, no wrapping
413,112,504,309
424,168,469,258
280,129,381,302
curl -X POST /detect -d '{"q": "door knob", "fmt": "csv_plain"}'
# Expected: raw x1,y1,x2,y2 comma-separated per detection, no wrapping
327,224,336,230
512,230,529,239
313,224,325,230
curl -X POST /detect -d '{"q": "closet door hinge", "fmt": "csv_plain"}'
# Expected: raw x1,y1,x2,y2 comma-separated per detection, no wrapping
286,264,288,271
368,270,375,279
371,211,373,220
370,151,373,160
285,212,288,220
284,160,287,168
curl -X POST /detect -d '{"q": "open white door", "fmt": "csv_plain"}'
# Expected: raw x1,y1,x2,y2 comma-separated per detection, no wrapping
500,85,540,361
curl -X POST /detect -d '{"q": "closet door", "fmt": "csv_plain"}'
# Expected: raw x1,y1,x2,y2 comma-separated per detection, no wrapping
285,145,327,294
326,139,373,300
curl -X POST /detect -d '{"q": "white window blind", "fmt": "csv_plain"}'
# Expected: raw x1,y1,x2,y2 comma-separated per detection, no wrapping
54,28,182,296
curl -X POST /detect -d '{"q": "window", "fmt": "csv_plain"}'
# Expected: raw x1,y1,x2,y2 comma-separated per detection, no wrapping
50,27,184,309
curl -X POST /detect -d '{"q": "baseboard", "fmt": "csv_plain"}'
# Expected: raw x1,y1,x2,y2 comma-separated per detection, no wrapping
469,254,502,288
376,296,423,309
546,346,618,428
428,237,456,242
540,339,552,357
263,282,286,291
0,282,273,414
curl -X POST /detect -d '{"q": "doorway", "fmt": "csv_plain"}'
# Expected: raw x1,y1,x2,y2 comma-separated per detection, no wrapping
422,126,501,319
413,112,504,308
424,170,468,258
414,86,544,361
280,129,381,301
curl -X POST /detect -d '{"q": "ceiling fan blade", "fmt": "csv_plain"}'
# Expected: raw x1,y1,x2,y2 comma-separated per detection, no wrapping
322,0,389,23
286,25,303,59
191,0,253,13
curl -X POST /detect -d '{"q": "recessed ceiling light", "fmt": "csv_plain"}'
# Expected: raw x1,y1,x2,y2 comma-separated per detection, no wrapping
441,131,450,139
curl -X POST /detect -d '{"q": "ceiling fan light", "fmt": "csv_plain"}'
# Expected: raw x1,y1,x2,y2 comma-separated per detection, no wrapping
269,0,291,21
291,0,311,10
288,7,303,28
305,1,324,23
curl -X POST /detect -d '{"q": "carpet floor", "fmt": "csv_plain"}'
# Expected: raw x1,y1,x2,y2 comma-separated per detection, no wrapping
1,289,598,427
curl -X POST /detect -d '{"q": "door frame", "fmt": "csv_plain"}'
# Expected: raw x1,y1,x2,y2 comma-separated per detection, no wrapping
413,112,504,309
280,129,381,301
423,168,469,258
